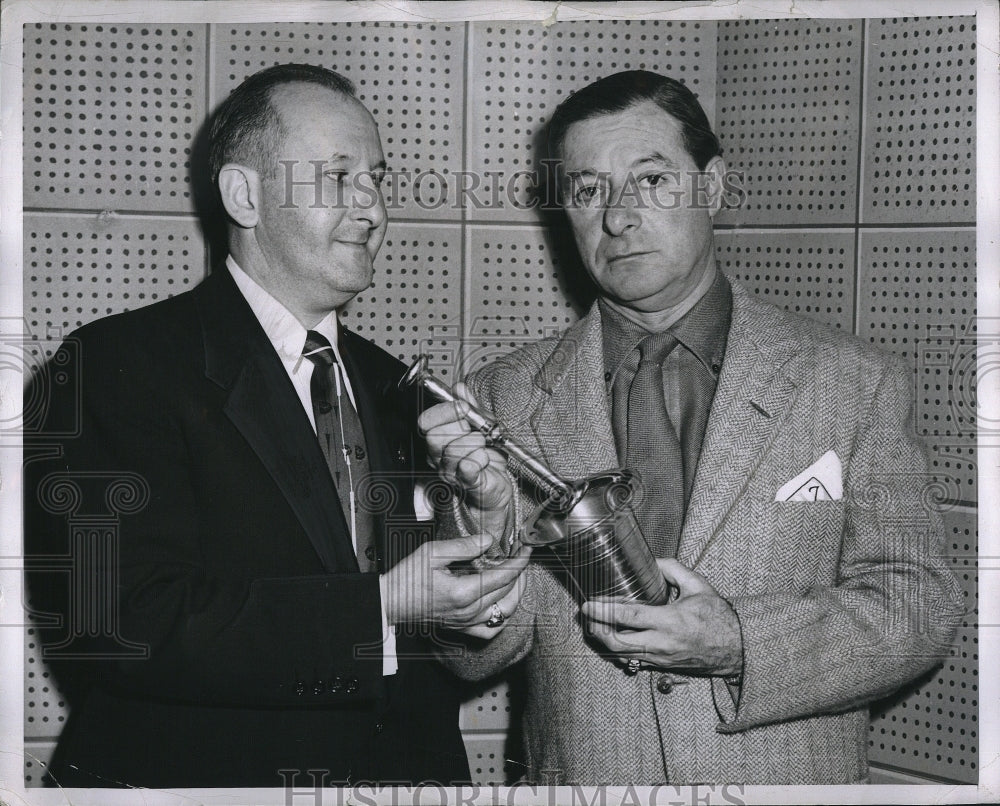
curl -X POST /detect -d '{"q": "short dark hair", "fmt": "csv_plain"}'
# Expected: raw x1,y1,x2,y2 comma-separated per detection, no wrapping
207,63,356,184
547,70,721,170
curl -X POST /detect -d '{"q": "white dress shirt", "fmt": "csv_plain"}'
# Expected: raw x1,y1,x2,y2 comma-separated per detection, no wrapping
227,255,397,675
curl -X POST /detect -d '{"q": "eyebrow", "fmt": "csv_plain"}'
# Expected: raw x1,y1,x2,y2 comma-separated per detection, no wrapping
630,152,681,170
325,154,388,172
563,169,599,182
563,152,681,180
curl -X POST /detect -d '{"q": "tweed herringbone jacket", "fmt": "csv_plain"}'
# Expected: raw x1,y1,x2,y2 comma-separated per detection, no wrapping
443,280,962,785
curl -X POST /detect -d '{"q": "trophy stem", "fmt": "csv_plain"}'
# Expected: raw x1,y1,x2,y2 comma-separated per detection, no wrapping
401,356,575,500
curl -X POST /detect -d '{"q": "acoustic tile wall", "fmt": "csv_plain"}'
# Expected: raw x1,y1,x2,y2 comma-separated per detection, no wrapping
862,17,976,224
714,20,863,228
22,16,977,787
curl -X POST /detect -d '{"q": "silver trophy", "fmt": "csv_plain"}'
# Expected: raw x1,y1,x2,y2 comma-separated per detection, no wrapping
401,356,671,606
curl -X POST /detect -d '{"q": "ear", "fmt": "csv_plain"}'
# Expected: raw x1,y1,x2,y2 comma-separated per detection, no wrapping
703,155,728,218
217,164,261,228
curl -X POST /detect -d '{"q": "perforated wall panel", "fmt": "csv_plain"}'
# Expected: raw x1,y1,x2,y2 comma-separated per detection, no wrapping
23,740,57,788
24,628,66,741
340,222,462,380
862,18,976,224
460,677,515,732
459,677,522,785
858,228,976,506
467,20,716,221
714,20,862,227
463,735,513,784
24,622,65,785
466,225,586,375
869,508,978,784
23,23,207,213
715,230,856,332
213,23,464,221
24,212,207,354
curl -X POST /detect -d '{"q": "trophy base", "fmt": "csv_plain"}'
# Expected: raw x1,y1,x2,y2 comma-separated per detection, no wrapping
522,470,670,605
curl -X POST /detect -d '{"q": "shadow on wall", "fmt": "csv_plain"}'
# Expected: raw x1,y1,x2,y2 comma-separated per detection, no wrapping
189,107,229,270
530,122,596,318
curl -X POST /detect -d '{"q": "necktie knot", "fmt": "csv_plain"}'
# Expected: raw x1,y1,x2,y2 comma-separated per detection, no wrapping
638,331,678,366
303,331,335,368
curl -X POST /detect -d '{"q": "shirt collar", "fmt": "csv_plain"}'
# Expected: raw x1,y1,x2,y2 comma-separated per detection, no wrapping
601,270,732,380
226,255,340,363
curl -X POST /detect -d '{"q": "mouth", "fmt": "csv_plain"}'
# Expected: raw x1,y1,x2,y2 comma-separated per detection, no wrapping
606,250,652,265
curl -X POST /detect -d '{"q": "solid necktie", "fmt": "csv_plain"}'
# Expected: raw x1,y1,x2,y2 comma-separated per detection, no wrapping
301,331,378,572
612,331,684,558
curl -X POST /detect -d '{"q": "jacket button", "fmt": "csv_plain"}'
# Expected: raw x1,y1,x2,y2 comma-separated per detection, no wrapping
313,680,325,695
375,722,384,734
329,676,344,693
656,675,674,694
295,680,306,696
346,676,359,693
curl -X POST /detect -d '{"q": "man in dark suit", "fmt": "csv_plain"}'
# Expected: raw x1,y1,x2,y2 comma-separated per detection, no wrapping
420,71,963,784
24,63,526,789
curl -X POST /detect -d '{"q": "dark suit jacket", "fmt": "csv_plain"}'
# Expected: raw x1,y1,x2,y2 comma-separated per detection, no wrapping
24,265,469,788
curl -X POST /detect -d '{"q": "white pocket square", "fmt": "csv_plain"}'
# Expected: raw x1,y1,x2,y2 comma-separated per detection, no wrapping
775,450,843,501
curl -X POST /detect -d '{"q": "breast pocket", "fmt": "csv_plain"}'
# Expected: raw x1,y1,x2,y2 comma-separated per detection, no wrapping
760,500,848,588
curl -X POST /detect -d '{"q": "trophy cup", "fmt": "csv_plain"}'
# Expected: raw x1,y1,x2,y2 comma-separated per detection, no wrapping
401,356,671,606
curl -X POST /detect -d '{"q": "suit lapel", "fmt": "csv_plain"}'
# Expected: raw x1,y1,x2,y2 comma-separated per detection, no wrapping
196,267,358,573
678,283,809,567
529,306,619,480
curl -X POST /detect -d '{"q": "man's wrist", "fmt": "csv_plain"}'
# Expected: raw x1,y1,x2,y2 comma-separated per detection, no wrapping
719,595,745,685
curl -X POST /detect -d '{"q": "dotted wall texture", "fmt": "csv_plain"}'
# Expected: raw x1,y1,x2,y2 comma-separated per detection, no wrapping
24,24,205,213
862,18,976,224
715,230,856,331
466,225,586,374
341,222,463,380
24,213,206,352
714,20,863,227
22,17,977,787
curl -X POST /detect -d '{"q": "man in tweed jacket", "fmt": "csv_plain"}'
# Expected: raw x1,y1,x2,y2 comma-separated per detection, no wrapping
420,71,963,785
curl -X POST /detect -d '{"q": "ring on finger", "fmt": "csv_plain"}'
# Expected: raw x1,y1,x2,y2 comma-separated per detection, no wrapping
484,602,505,628
624,658,642,675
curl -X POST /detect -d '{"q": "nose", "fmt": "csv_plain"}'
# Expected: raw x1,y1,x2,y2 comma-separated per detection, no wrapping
602,187,641,237
351,174,386,230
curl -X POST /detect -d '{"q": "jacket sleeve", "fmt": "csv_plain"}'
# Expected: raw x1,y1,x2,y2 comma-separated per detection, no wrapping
24,328,388,709
711,359,964,731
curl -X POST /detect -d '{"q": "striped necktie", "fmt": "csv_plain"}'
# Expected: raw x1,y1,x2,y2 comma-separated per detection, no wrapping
301,331,378,572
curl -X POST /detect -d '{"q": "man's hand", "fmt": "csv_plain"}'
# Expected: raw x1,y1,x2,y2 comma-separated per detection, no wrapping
580,559,743,677
418,383,514,541
383,533,530,637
